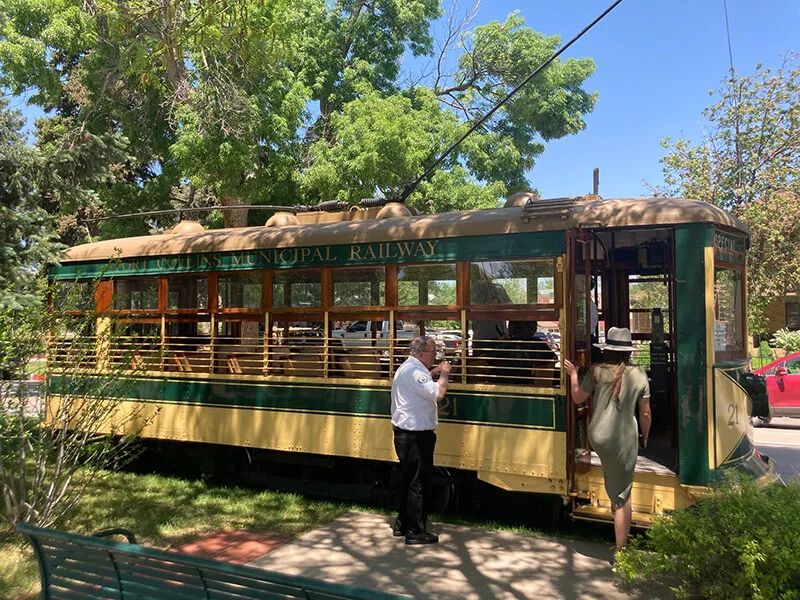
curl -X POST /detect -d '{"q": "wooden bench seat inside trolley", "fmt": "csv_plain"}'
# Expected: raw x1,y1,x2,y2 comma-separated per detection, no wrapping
225,353,265,375
167,351,211,372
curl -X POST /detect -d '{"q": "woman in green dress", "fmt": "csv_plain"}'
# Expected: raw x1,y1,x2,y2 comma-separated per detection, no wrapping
564,327,652,552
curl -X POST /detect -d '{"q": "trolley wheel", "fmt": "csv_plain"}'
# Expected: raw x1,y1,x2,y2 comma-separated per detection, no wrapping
429,467,454,515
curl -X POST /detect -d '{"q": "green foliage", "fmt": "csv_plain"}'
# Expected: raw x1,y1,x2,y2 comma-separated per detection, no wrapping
0,280,158,527
0,97,60,308
657,54,800,334
751,339,774,369
770,328,800,354
0,0,598,241
616,474,800,599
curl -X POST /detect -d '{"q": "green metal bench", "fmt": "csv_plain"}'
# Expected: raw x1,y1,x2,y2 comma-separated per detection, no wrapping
18,522,410,600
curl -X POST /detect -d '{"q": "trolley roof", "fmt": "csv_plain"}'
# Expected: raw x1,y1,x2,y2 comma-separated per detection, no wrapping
62,197,745,263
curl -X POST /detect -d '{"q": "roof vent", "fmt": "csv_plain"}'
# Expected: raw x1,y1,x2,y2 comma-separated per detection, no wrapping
170,220,205,235
521,197,578,223
265,212,300,227
505,191,540,208
376,203,413,218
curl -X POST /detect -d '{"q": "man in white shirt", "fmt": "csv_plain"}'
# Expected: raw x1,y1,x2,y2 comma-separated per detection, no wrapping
391,336,451,545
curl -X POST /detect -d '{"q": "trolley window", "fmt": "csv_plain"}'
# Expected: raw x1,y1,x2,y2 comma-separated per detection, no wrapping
114,277,159,311
398,264,457,306
714,266,745,359
272,269,321,308
219,272,262,309
166,274,208,310
333,267,386,307
469,259,555,306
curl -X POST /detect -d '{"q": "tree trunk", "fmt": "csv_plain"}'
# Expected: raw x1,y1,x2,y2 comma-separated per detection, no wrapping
222,196,248,228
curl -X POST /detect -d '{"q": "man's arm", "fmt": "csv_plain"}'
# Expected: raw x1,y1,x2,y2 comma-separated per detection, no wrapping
432,361,451,401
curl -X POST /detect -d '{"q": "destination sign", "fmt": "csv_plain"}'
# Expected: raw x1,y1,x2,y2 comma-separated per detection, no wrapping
714,230,745,254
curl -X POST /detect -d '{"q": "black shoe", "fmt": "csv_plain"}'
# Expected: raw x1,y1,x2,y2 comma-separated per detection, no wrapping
405,531,438,545
392,520,406,537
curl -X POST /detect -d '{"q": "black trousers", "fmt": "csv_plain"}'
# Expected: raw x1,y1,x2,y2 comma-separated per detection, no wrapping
393,426,436,535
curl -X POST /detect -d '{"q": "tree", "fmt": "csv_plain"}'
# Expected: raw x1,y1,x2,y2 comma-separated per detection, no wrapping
0,96,59,308
301,11,598,211
0,1,598,241
0,281,155,527
657,54,800,333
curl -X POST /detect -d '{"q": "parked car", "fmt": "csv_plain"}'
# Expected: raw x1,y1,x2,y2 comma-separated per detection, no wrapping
438,330,463,357
534,331,560,351
333,320,418,349
751,352,800,425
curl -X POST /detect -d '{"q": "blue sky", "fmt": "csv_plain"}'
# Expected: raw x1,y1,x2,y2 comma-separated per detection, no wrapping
8,0,799,201
423,0,800,198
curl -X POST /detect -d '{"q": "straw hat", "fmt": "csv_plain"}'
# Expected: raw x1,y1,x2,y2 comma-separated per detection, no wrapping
594,327,637,352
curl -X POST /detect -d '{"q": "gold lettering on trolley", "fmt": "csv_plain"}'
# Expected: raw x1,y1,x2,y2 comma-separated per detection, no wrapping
438,395,458,417
397,242,415,257
144,238,446,274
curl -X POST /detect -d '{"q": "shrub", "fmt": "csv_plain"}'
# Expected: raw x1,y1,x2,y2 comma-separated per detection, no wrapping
615,474,800,599
770,328,800,354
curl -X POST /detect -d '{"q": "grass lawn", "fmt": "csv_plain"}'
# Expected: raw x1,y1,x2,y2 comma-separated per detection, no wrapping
0,470,362,599
0,469,607,599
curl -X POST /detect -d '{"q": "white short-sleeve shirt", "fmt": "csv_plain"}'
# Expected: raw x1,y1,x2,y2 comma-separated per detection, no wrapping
391,356,439,431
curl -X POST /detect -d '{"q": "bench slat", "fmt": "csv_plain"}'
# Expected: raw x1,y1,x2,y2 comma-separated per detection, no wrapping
49,586,110,600
203,572,308,596
114,556,212,585
113,577,213,600
205,577,306,599
47,567,118,592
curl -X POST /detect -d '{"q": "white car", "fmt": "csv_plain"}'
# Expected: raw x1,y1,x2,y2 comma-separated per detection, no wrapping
333,320,417,348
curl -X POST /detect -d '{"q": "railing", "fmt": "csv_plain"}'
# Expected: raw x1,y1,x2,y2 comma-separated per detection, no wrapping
48,334,561,389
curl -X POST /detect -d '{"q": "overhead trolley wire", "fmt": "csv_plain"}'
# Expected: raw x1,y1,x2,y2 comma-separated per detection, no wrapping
396,0,626,204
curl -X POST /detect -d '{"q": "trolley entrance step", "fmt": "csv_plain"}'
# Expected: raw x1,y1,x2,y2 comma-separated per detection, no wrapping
571,504,656,528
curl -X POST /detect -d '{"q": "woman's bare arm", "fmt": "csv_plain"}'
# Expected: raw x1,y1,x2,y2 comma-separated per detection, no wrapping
638,395,652,448
563,360,590,405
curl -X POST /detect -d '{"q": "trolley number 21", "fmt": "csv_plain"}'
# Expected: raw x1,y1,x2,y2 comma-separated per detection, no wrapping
728,402,741,427
439,396,458,418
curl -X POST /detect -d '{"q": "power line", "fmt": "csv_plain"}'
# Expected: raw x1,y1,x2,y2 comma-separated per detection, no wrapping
722,0,743,196
722,0,736,76
397,0,626,204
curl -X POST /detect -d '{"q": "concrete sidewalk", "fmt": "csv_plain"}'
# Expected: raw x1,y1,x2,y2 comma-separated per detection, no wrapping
247,511,661,599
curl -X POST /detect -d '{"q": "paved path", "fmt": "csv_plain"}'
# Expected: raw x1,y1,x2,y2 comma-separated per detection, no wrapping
248,511,661,599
